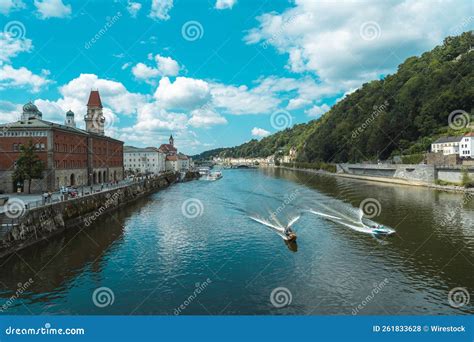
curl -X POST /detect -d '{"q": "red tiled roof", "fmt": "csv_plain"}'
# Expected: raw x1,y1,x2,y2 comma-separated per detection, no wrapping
464,132,474,137
166,155,178,161
87,90,103,108
159,144,177,153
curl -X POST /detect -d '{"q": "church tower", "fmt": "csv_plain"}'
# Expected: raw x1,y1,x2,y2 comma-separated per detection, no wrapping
65,110,76,128
169,134,174,146
84,90,105,135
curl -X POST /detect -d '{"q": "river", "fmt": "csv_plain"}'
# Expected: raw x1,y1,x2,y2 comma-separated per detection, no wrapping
0,168,473,315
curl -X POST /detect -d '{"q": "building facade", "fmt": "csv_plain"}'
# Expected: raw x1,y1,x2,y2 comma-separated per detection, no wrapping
460,132,474,158
0,91,124,193
159,135,191,172
124,146,166,175
431,136,463,155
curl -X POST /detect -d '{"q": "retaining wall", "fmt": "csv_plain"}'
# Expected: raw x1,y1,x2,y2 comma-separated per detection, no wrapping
0,171,200,258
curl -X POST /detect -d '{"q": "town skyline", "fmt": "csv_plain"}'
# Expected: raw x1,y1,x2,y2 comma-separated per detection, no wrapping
1,0,472,154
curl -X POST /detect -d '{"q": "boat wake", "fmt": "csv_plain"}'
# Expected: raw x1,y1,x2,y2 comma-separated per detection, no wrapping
307,207,395,237
249,215,300,241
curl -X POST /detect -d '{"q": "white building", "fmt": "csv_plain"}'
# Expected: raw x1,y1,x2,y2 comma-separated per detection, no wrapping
165,155,179,172
124,146,166,175
460,132,474,158
431,136,463,155
178,153,190,170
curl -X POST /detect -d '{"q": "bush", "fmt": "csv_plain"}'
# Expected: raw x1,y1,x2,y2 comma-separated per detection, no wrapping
401,154,425,164
281,162,336,173
461,168,474,188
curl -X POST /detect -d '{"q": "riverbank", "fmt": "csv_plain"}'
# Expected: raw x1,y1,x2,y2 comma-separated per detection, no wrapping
0,171,200,258
277,166,474,194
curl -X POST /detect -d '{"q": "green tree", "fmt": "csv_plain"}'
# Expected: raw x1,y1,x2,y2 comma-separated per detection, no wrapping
12,141,45,194
461,167,473,188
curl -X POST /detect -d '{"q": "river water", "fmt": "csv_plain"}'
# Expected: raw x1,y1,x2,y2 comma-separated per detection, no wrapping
0,168,473,315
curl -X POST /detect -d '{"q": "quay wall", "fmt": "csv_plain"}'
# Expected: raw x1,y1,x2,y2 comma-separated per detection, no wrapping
0,171,200,258
337,164,474,184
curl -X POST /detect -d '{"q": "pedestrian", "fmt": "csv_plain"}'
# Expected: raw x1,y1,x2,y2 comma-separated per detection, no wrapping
48,191,52,203
42,191,48,205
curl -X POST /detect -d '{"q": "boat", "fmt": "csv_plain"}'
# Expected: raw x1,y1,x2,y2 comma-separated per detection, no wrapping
198,166,211,176
207,171,223,181
371,225,395,236
286,232,297,241
249,216,298,242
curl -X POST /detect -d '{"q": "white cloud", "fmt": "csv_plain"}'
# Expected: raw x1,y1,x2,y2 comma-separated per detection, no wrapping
245,0,473,97
305,104,330,117
127,0,142,18
149,0,173,21
0,100,22,122
188,107,227,128
154,54,179,76
121,62,132,70
215,0,236,10
154,77,210,110
0,65,51,92
34,0,71,19
286,98,311,110
0,32,32,62
251,127,270,138
132,62,160,81
210,83,279,115
0,0,25,15
132,55,179,82
59,73,146,115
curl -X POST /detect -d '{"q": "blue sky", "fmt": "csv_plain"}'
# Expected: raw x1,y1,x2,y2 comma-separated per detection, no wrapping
0,0,472,154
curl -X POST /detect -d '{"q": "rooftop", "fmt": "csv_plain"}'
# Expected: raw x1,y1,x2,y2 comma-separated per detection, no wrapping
432,136,463,144
87,90,103,108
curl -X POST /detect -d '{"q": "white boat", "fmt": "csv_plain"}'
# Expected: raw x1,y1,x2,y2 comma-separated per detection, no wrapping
198,166,211,176
207,171,223,181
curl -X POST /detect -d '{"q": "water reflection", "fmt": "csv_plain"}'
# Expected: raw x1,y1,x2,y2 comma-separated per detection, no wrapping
0,169,472,315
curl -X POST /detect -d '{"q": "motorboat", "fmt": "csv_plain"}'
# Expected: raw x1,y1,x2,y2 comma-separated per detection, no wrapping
207,171,223,181
285,232,297,241
371,225,395,236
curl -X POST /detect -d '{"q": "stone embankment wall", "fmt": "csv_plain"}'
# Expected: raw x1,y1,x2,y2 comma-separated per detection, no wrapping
337,164,474,184
0,171,200,258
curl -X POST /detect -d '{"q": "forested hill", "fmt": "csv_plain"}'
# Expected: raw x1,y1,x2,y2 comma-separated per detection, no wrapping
193,32,474,163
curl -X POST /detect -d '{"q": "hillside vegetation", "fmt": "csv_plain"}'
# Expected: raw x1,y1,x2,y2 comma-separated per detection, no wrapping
194,32,474,163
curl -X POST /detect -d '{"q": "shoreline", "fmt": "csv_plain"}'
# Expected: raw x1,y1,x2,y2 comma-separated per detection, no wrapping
276,166,474,194
0,171,200,259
